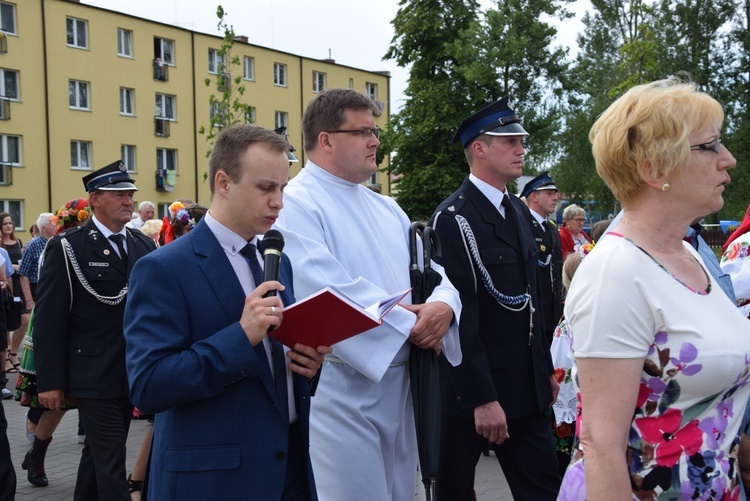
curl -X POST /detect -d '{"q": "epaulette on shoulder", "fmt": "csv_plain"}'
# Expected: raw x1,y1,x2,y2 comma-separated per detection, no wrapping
437,192,469,217
126,227,152,243
58,226,84,238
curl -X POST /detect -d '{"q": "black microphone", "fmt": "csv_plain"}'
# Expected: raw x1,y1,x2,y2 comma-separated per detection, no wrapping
262,229,284,298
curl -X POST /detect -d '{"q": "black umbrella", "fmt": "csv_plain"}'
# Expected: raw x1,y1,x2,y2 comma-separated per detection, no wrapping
409,221,443,501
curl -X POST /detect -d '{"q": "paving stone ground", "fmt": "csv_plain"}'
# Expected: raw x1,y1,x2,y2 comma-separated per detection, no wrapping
3,373,511,500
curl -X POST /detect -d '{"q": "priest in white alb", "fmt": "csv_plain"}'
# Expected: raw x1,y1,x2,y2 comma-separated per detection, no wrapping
274,88,462,500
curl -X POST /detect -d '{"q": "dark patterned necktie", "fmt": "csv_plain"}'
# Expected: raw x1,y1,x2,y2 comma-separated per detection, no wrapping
108,234,128,269
239,242,289,424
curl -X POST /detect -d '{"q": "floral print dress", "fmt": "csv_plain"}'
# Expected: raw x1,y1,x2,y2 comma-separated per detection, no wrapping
559,234,750,500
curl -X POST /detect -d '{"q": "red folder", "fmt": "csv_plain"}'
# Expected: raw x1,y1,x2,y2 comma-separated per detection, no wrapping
269,287,411,349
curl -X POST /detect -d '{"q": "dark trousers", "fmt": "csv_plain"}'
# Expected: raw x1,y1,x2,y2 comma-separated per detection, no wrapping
437,410,560,501
0,402,15,501
281,422,311,501
74,397,133,501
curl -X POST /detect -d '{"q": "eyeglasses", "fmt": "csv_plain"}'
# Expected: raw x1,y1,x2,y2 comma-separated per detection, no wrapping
571,218,586,223
690,137,721,154
326,127,381,139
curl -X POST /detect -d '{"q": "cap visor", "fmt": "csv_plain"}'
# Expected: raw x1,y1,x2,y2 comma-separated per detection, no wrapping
483,122,529,137
96,182,138,191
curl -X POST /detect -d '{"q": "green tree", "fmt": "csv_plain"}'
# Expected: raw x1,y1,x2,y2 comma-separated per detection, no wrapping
380,0,480,220
199,6,253,164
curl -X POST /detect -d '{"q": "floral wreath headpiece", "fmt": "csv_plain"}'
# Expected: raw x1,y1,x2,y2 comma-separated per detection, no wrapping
168,201,197,230
51,198,90,233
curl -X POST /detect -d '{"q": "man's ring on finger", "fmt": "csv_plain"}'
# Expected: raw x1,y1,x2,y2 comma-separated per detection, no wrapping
271,306,276,315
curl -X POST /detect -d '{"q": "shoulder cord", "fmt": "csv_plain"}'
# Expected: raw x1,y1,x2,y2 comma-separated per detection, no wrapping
60,237,128,306
454,214,532,313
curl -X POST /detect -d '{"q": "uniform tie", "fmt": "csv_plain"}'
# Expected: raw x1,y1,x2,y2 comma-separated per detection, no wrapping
239,242,289,424
108,234,128,269
501,195,516,230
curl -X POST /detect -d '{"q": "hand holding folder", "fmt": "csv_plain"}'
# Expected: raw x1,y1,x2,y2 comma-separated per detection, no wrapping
269,287,411,349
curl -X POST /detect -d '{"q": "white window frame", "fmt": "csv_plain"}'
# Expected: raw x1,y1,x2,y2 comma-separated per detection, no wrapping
0,68,18,100
243,56,255,81
154,37,174,65
70,140,92,170
274,111,288,130
155,93,175,120
120,87,134,116
365,82,378,101
0,134,20,166
117,28,133,57
121,145,136,172
156,148,177,174
209,102,228,125
69,80,90,110
66,17,88,49
245,107,256,124
0,2,16,35
208,49,224,74
313,71,326,93
273,63,287,87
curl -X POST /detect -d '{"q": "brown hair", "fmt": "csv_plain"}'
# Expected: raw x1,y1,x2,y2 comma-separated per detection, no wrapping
0,212,17,244
301,88,380,152
208,124,290,195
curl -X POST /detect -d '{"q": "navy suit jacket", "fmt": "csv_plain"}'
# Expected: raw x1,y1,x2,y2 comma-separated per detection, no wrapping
431,178,554,419
124,220,316,500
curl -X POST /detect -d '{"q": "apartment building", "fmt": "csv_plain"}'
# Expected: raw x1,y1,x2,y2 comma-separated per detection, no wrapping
0,0,390,229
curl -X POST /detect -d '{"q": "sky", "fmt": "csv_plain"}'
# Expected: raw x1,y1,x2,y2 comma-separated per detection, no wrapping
83,0,589,113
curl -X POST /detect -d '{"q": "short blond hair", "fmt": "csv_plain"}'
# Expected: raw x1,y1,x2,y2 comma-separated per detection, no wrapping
590,78,724,204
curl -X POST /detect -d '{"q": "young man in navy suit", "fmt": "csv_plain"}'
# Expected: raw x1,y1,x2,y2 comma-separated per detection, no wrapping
124,124,330,500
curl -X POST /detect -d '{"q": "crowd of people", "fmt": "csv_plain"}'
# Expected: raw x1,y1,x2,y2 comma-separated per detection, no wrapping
0,77,749,501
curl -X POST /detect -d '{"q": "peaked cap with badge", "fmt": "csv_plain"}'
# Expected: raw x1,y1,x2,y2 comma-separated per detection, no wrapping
520,171,558,199
453,97,529,148
82,160,138,193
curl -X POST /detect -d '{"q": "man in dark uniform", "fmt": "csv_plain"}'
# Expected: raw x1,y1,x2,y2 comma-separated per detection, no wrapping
34,160,156,500
521,172,563,346
431,98,560,500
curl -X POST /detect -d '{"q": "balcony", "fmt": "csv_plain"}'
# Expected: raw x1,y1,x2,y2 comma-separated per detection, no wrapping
153,59,169,81
0,98,10,120
0,164,13,186
154,117,170,137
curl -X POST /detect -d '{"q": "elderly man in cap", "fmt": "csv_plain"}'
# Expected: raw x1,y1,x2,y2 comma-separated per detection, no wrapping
521,171,563,346
430,98,560,500
33,160,155,500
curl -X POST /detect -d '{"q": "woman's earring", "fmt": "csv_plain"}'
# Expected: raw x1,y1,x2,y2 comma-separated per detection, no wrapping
662,183,670,192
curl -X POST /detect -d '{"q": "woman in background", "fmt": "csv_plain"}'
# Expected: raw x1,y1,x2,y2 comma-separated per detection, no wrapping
558,205,590,259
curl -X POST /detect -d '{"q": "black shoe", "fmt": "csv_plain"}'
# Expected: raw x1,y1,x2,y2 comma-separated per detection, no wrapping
21,437,50,487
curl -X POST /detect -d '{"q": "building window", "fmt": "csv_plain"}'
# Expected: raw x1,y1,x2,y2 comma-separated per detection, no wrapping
66,17,88,49
156,148,176,173
274,111,288,130
349,78,354,89
0,2,16,35
155,93,175,120
245,107,256,124
313,71,326,93
117,28,133,57
121,145,136,172
274,63,287,87
243,56,254,81
120,87,134,116
154,37,174,65
70,140,91,170
365,82,378,100
0,69,17,100
69,80,90,110
208,49,224,74
0,134,20,165
209,102,228,125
